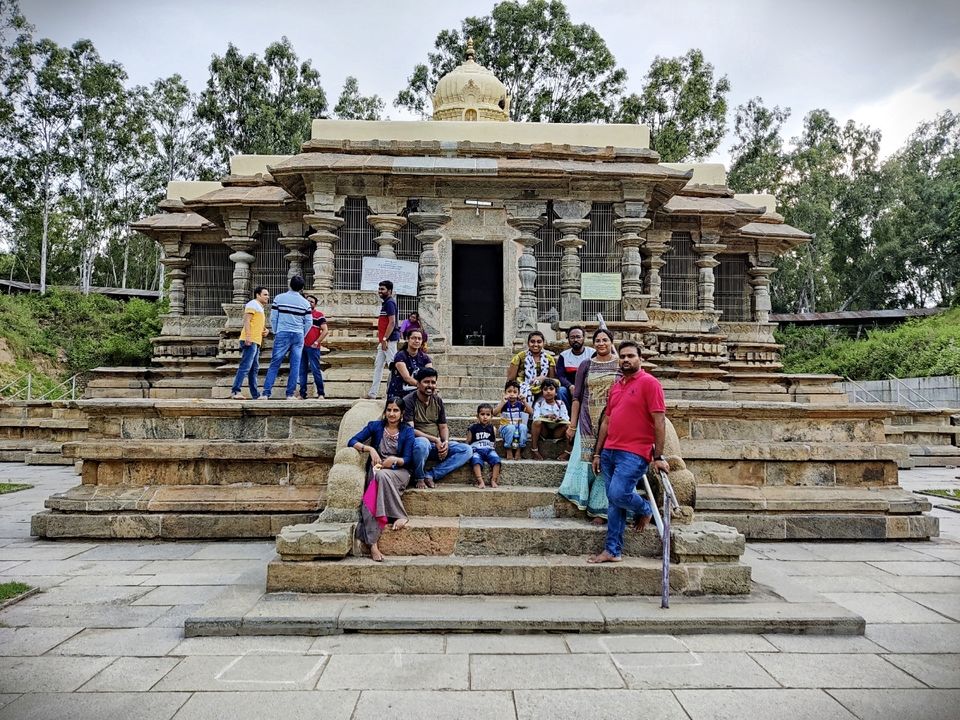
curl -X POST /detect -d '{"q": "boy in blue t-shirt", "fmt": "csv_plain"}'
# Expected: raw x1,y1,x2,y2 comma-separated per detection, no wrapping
467,403,501,489
494,380,534,460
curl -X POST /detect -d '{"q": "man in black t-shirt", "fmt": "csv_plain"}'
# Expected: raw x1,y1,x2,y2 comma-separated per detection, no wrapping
366,280,400,399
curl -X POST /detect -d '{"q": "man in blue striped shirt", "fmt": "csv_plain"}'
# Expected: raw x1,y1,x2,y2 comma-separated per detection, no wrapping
262,276,312,400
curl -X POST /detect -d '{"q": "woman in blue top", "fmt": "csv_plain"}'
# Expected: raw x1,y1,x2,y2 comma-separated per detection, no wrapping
387,329,432,399
347,397,415,562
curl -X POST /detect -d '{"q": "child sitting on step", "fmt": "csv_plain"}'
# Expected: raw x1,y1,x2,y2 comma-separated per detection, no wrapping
495,380,533,460
467,403,501,489
530,379,571,461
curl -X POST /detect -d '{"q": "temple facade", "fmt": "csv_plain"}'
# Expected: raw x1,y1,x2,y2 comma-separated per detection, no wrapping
125,46,818,402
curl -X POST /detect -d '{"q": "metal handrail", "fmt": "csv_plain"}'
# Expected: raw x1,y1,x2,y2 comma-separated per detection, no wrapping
887,374,940,411
843,375,902,406
0,372,80,401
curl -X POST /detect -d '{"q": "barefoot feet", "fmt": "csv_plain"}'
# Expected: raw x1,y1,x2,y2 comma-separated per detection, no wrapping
633,513,653,532
586,550,622,564
391,518,408,531
370,544,384,562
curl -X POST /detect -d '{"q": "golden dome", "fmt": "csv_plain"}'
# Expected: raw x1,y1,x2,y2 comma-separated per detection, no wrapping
432,38,510,122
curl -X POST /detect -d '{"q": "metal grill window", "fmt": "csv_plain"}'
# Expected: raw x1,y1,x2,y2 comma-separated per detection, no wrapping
534,203,561,323
334,197,378,291
661,232,697,310
581,203,622,322
716,254,750,321
184,243,232,315
251,222,286,295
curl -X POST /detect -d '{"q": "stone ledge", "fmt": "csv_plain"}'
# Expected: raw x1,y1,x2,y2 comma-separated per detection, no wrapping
63,439,336,461
696,485,931,514
698,511,939,541
265,554,751,596
681,441,906,462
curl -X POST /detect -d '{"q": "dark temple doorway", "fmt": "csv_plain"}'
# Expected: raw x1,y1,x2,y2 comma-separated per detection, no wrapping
452,243,503,346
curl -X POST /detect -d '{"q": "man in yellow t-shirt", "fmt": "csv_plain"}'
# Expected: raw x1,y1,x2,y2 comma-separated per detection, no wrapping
230,286,270,399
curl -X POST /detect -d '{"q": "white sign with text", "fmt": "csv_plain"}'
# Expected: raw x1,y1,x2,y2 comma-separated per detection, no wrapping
360,257,419,296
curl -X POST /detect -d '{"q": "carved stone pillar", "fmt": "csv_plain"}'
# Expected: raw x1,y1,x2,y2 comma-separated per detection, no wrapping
554,219,590,322
163,257,190,315
694,223,725,312
304,213,344,293
644,228,671,309
614,201,651,322
367,214,407,259
748,265,776,323
226,240,256,304
408,207,451,337
506,204,546,337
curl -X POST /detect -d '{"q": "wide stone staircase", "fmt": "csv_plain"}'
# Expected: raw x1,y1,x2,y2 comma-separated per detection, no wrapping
884,408,960,468
0,401,86,466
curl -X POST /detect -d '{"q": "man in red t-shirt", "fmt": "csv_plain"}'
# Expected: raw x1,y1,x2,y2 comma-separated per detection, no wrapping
298,295,329,399
587,340,669,564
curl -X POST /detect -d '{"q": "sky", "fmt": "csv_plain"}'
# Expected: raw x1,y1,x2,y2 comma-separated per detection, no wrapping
18,0,960,164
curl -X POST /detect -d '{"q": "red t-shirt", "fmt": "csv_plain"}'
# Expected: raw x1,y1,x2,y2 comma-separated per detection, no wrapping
303,310,327,347
603,370,666,460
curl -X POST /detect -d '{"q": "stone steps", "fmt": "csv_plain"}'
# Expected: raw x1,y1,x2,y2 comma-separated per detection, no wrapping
265,553,751,596
402,486,560,517
697,484,939,541
44,483,323,513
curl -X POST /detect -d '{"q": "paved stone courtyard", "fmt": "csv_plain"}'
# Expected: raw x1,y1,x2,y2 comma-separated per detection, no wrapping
1,464,958,719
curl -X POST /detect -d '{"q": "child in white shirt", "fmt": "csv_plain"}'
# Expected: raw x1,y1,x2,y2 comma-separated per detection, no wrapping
531,379,571,461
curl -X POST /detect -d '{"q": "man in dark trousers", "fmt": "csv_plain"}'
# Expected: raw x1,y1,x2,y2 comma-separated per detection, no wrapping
366,280,399,399
587,340,670,564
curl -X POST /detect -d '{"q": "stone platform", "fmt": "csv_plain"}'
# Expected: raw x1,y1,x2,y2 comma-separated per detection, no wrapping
0,401,87,465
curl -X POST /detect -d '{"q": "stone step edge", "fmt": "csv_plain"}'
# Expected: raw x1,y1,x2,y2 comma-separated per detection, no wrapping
183,592,864,637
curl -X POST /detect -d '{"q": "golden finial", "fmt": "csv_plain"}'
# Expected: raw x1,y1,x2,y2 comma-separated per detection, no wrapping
465,36,476,61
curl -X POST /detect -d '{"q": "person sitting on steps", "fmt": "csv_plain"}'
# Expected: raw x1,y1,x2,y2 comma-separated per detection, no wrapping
495,380,533,461
403,367,472,489
530,378,571,461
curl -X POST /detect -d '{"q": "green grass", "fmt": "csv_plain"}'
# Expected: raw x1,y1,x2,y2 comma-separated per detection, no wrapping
0,581,32,602
0,483,33,494
917,488,960,513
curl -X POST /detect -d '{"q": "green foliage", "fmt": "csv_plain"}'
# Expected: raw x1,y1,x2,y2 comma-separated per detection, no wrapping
617,49,730,162
196,37,327,169
0,581,31,601
0,290,163,380
0,483,32,494
395,0,627,123
776,309,960,380
334,76,384,121
727,97,790,194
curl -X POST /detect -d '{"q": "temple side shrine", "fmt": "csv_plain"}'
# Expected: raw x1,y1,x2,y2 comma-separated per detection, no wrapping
33,44,936,586
115,42,813,403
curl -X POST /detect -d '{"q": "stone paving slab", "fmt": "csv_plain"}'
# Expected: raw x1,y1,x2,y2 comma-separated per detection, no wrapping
471,653,624,690
514,689,687,720
882,653,960,688
902,591,960,621
354,690,516,720
673,689,858,720
0,656,115,692
316,653,470,690
154,653,329,691
865,622,960,653
308,633,446,655
0,691,191,720
614,651,780,689
48,626,183,656
171,690,359,720
823,591,954,623
77,656,181,692
0,626,82,656
750,652,924,688
826,689,960,720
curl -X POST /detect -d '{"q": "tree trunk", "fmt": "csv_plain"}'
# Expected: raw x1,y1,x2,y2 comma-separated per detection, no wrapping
40,171,51,295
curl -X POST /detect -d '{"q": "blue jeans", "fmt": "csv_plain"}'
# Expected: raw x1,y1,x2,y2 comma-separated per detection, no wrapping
601,448,653,557
263,331,303,398
499,424,528,449
471,446,501,467
298,346,325,398
230,342,261,398
412,437,472,481
558,385,572,414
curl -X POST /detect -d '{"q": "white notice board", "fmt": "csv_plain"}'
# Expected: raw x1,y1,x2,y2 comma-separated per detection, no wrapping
360,257,419,296
581,273,622,300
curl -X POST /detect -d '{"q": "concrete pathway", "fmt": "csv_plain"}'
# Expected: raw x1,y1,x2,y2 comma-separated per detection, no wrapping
1,464,958,719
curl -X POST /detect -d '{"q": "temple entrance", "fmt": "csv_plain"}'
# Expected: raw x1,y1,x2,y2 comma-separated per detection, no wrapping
452,243,503,346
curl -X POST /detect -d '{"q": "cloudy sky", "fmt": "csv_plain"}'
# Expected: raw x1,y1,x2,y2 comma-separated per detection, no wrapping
19,0,960,162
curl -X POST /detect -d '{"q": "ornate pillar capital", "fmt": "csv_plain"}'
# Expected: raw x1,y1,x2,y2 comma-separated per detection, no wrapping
554,218,590,322
278,235,310,281
507,213,546,336
614,217,652,321
367,214,407,259
409,211,452,339
159,255,190,315
304,212,345,294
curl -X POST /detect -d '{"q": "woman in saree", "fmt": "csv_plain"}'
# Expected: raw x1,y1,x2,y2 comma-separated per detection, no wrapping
557,328,619,524
348,397,415,562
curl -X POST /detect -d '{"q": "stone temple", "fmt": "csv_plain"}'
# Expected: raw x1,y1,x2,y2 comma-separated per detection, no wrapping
29,44,938,606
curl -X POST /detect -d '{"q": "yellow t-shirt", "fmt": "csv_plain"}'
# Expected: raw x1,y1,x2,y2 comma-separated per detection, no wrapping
240,300,266,344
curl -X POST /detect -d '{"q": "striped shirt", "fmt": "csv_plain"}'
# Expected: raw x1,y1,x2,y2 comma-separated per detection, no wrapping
269,291,312,336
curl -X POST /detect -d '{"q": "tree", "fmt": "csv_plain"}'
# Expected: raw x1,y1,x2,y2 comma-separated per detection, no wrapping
871,111,960,307
145,74,216,185
727,97,790,194
395,0,627,123
196,37,327,170
617,49,730,162
334,76,384,120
